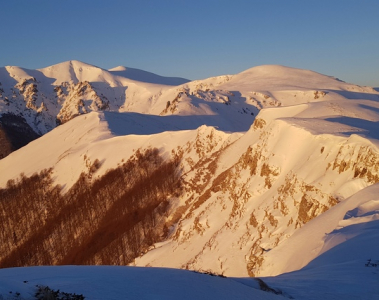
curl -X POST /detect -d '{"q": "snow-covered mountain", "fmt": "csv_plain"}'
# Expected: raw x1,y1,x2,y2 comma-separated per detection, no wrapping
0,60,255,136
1,61,379,298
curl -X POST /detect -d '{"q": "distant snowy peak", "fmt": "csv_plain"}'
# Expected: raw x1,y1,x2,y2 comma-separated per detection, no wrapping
38,60,121,86
224,64,372,92
108,65,190,86
3,60,190,87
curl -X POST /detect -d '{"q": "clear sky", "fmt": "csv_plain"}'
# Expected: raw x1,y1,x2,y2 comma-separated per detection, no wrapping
1,0,378,86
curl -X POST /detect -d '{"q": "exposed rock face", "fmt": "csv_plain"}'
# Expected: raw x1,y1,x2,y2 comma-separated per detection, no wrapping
56,81,109,125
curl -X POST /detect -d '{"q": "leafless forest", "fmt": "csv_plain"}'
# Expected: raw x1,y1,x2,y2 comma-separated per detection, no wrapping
0,148,182,267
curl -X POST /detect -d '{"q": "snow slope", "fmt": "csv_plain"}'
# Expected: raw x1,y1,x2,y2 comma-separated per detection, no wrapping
0,266,279,300
260,183,379,299
259,182,379,276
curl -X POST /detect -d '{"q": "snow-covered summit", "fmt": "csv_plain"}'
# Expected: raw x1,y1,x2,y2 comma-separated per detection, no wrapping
37,60,117,85
235,64,346,88
221,64,376,100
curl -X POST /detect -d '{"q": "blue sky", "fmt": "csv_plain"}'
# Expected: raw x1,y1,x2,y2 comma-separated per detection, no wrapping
1,0,378,86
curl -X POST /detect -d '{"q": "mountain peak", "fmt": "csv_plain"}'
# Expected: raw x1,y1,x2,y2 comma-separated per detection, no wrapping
239,64,329,78
37,60,114,85
222,64,350,92
43,60,100,70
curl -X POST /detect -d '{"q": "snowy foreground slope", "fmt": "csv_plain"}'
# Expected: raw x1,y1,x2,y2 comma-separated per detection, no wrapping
0,266,280,300
1,62,379,298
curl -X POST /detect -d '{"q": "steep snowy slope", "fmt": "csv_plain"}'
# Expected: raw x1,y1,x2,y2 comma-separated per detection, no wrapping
260,183,379,299
259,182,379,276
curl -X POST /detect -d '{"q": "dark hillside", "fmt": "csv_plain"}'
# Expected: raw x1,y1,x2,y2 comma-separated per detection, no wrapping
0,113,40,159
